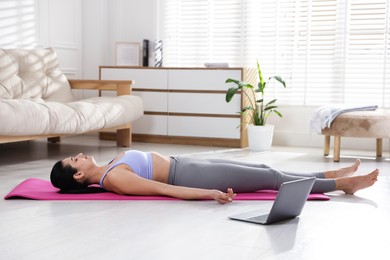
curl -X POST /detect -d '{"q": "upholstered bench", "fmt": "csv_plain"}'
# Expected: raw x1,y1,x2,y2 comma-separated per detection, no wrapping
321,109,390,162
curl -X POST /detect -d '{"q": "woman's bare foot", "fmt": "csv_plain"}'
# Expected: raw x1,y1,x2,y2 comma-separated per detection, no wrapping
335,169,379,194
324,159,361,179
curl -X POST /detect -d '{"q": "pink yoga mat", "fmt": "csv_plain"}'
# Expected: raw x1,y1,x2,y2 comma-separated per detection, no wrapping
4,178,330,201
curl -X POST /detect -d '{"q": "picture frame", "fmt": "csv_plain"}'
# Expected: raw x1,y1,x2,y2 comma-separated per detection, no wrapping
115,42,140,66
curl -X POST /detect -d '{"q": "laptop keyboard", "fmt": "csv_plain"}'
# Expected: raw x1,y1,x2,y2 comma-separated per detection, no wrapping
247,214,268,223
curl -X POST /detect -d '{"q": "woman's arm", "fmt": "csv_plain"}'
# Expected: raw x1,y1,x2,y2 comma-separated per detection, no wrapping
104,168,236,203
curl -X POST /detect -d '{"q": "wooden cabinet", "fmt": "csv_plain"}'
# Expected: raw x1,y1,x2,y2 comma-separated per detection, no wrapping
99,66,249,147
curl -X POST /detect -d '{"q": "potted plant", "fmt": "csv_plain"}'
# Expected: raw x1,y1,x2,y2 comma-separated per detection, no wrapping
225,60,286,150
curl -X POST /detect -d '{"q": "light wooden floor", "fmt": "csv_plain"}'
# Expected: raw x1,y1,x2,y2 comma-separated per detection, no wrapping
1,135,389,260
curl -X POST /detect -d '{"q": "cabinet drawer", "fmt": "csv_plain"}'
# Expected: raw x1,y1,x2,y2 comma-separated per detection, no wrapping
168,69,242,91
168,93,240,115
168,116,240,138
101,68,168,89
133,115,168,135
133,91,168,112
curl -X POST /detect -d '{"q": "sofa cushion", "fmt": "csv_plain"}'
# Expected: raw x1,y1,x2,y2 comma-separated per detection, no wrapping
0,95,143,136
0,48,73,102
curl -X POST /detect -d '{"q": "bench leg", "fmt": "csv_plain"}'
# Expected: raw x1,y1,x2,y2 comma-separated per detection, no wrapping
116,127,132,147
324,135,330,156
333,135,341,162
376,138,382,157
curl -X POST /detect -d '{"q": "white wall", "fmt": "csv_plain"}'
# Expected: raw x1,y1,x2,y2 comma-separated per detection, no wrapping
0,0,82,78
80,0,109,79
82,0,158,79
0,0,157,79
37,0,82,79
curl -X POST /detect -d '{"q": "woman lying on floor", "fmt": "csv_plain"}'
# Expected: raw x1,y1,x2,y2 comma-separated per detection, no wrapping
50,150,379,204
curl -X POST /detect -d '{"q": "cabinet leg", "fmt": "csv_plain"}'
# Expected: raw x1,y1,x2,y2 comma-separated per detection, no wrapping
376,138,382,157
324,135,330,156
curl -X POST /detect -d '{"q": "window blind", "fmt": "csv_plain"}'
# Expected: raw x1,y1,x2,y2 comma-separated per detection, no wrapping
0,0,36,47
160,0,390,107
344,1,389,106
162,0,243,67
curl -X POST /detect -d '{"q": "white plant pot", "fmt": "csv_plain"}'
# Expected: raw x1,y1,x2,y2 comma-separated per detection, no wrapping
247,124,274,151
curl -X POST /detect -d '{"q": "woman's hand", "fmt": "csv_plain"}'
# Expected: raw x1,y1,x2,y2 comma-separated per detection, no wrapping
211,188,236,204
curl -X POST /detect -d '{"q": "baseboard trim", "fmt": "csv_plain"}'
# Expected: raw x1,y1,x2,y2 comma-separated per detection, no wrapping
100,132,241,148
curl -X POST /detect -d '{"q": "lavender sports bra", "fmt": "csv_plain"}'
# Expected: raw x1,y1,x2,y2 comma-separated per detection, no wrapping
99,150,153,189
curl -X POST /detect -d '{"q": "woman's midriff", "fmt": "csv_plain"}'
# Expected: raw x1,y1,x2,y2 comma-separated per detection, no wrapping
151,152,171,183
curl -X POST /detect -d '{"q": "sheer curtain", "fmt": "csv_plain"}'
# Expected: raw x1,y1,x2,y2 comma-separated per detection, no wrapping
160,0,390,107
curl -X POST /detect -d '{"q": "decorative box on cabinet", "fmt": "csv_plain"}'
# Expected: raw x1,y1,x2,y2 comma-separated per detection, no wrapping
99,66,252,148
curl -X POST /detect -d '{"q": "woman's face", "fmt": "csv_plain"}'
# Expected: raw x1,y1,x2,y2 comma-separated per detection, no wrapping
62,153,96,171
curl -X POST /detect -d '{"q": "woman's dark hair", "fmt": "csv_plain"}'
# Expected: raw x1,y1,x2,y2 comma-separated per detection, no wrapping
50,160,105,194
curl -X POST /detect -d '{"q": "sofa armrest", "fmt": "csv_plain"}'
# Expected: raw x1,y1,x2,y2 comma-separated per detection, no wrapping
68,79,134,95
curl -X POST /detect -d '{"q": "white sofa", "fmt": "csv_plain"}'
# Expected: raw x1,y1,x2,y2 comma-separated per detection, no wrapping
0,48,143,147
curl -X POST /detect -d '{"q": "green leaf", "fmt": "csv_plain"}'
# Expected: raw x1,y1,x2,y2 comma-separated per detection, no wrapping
225,60,287,128
239,82,254,89
241,106,254,112
265,99,277,106
256,60,265,94
226,78,255,90
274,110,283,118
225,78,240,84
225,87,239,102
270,76,286,88
253,111,262,125
264,105,277,111
254,88,262,93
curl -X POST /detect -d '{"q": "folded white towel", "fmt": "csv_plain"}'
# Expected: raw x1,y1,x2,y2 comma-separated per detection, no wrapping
309,104,378,134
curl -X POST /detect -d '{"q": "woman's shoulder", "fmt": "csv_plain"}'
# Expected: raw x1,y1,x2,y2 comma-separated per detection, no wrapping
102,164,135,191
102,152,132,182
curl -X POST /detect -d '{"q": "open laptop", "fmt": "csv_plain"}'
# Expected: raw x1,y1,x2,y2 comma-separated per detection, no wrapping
229,177,315,225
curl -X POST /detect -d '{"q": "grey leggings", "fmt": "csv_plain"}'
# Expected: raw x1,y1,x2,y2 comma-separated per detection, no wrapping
168,156,336,193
